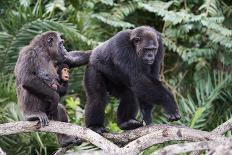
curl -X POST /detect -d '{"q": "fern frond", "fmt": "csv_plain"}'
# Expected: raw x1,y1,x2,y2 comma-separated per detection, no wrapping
139,1,232,39
207,30,232,48
199,0,222,16
92,13,134,28
45,0,66,14
3,19,98,72
111,2,139,20
138,1,203,25
201,19,232,36
99,0,114,6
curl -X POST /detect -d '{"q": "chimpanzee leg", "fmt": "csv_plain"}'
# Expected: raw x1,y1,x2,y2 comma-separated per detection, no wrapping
84,65,108,134
53,104,82,147
132,76,180,121
139,102,153,125
117,88,143,130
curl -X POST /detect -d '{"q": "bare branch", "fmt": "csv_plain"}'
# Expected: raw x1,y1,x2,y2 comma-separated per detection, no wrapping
152,141,219,155
0,121,120,154
191,118,232,155
212,118,232,135
118,125,228,154
207,141,232,155
103,124,227,146
0,120,231,155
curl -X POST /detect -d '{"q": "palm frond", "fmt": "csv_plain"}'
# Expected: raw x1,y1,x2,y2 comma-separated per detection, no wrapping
1,19,98,72
92,13,135,28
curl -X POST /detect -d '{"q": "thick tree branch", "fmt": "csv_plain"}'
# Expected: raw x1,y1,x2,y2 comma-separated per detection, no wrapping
152,141,230,155
155,118,232,155
212,118,232,135
103,124,227,146
0,121,119,154
0,119,231,155
118,125,228,154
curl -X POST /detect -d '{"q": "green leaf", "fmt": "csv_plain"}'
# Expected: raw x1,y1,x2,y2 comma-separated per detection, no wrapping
190,107,206,128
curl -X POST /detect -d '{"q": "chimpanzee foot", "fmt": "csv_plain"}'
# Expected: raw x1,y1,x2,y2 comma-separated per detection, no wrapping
25,113,49,128
60,136,82,147
89,126,109,134
167,112,181,122
119,119,143,130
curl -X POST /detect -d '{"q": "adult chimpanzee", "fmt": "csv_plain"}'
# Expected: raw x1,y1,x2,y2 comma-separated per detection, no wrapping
84,26,181,133
14,31,90,147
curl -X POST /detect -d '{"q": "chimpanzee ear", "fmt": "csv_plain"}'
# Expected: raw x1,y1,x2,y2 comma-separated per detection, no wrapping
130,35,141,46
47,36,54,47
129,30,140,45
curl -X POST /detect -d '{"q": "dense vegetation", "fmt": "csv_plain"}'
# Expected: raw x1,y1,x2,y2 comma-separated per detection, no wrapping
0,0,231,154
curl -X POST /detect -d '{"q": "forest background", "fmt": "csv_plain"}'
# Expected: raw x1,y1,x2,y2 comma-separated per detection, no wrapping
0,0,231,154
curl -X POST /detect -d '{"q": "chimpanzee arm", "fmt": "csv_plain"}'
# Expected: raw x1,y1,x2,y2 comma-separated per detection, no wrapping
22,74,59,100
151,32,164,80
64,50,91,68
21,50,59,102
57,82,68,97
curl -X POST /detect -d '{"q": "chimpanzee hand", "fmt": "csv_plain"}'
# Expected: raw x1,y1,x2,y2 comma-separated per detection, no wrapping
51,83,58,91
25,112,49,128
167,110,181,122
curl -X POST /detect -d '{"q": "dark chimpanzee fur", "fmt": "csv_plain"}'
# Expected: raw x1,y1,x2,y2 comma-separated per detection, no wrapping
37,63,70,96
84,26,181,133
14,31,90,147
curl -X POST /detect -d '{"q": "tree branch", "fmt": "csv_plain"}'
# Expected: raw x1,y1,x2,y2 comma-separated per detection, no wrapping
117,125,228,154
155,118,232,155
0,121,120,154
153,141,216,155
0,119,231,155
103,124,227,146
212,118,232,135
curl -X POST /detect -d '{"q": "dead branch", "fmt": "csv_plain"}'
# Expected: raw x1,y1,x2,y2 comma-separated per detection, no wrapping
154,118,232,155
103,124,227,146
0,119,231,155
152,141,217,155
0,121,119,154
117,125,228,154
212,118,232,135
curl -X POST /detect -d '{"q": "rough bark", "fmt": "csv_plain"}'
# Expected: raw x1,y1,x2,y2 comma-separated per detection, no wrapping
0,118,231,155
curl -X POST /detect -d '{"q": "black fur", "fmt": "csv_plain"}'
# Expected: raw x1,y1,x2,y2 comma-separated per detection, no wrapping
64,50,92,68
84,26,181,132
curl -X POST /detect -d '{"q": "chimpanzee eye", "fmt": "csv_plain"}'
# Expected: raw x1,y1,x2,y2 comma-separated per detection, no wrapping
59,41,63,47
47,37,53,47
134,37,141,44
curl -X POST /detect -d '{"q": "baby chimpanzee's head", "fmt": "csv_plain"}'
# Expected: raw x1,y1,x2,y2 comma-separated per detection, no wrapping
130,26,159,65
58,64,70,82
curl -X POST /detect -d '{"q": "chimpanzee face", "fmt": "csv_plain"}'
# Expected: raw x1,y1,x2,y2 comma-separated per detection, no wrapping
61,67,70,81
44,31,67,63
130,27,159,65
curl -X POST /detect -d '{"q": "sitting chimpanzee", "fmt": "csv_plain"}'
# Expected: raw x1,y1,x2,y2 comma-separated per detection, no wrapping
15,31,90,147
84,26,181,133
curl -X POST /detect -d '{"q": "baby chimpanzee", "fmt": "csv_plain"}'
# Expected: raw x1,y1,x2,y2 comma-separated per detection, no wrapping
37,64,81,147
55,63,70,96
36,63,70,96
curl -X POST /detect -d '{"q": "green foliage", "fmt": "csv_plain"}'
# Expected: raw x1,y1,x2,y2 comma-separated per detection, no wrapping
0,0,231,154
